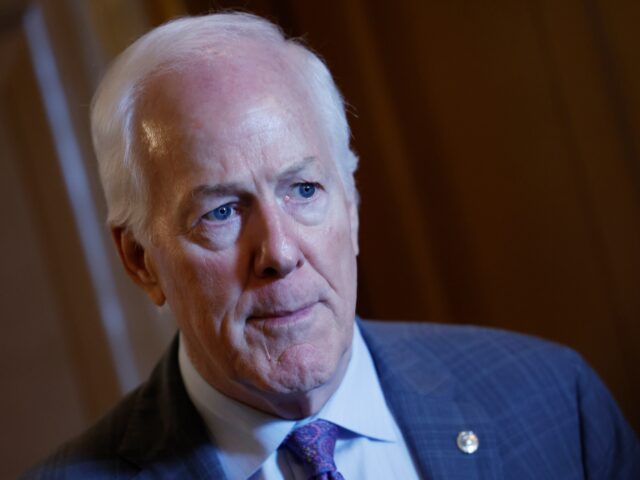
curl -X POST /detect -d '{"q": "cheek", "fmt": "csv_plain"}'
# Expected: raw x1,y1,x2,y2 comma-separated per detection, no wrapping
309,212,358,291
326,209,357,261
162,249,254,377
158,247,242,328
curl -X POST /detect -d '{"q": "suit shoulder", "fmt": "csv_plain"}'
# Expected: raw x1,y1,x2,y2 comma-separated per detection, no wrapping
360,318,583,369
359,319,596,407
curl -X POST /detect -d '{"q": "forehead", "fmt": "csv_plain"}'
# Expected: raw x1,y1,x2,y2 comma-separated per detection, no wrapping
132,56,334,191
145,44,325,132
137,54,307,131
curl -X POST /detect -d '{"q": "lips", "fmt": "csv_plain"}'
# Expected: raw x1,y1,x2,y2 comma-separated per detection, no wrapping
248,302,317,324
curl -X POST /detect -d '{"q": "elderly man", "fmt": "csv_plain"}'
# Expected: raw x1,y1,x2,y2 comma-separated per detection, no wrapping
24,12,638,480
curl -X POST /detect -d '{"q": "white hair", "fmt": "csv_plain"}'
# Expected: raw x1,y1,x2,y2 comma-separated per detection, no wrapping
90,12,358,239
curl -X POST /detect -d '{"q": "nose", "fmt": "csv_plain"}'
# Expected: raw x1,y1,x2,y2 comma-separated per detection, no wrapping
250,201,303,279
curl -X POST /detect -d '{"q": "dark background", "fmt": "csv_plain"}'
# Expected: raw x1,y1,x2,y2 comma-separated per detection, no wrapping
1,0,638,477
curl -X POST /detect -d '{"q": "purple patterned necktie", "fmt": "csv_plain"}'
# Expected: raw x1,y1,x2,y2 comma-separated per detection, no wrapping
283,419,345,480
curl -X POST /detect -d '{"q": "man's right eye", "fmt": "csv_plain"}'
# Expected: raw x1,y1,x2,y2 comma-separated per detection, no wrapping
203,203,235,221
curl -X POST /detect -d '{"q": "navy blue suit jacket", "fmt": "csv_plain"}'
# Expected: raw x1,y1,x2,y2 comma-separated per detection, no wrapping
23,321,640,479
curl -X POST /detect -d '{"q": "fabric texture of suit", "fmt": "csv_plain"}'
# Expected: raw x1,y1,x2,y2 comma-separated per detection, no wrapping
22,320,640,479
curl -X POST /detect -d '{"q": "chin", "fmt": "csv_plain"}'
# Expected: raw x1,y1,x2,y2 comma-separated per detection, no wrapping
264,344,346,394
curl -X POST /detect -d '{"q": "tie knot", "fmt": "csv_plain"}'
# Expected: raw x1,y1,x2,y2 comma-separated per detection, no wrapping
284,420,344,479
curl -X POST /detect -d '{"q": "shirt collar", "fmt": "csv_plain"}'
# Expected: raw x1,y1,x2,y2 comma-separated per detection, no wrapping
179,322,398,479
312,323,398,443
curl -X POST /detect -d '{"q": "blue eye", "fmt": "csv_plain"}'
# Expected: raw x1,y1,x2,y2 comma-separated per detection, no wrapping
297,183,316,199
204,204,234,221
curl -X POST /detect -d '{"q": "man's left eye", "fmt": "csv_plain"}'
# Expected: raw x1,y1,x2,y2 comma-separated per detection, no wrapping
295,182,317,199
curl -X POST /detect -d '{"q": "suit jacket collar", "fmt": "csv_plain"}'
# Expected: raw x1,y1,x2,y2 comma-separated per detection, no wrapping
118,335,227,479
359,320,503,479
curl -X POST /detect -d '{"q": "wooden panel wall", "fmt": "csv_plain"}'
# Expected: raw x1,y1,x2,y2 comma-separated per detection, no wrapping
0,11,103,478
0,0,172,475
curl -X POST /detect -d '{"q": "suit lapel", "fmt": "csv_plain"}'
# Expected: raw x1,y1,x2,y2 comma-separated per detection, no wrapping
360,320,503,480
118,336,228,479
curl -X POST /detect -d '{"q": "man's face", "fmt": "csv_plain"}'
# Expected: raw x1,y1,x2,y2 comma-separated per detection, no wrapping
132,61,358,416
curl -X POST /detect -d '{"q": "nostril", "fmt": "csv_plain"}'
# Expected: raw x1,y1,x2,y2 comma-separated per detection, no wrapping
262,266,278,277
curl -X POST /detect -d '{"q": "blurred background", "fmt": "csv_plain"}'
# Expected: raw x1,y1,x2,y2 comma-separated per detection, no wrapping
1,0,638,477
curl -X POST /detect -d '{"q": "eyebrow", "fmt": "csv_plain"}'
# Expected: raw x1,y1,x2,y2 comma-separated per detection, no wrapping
188,182,245,201
279,155,317,178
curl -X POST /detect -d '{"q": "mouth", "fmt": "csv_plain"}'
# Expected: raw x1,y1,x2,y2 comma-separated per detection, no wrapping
248,302,317,326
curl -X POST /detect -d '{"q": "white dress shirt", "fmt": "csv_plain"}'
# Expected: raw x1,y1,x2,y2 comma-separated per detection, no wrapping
179,323,420,480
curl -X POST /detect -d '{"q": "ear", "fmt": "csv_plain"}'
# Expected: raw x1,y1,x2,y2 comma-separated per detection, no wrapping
111,227,166,305
348,197,359,256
